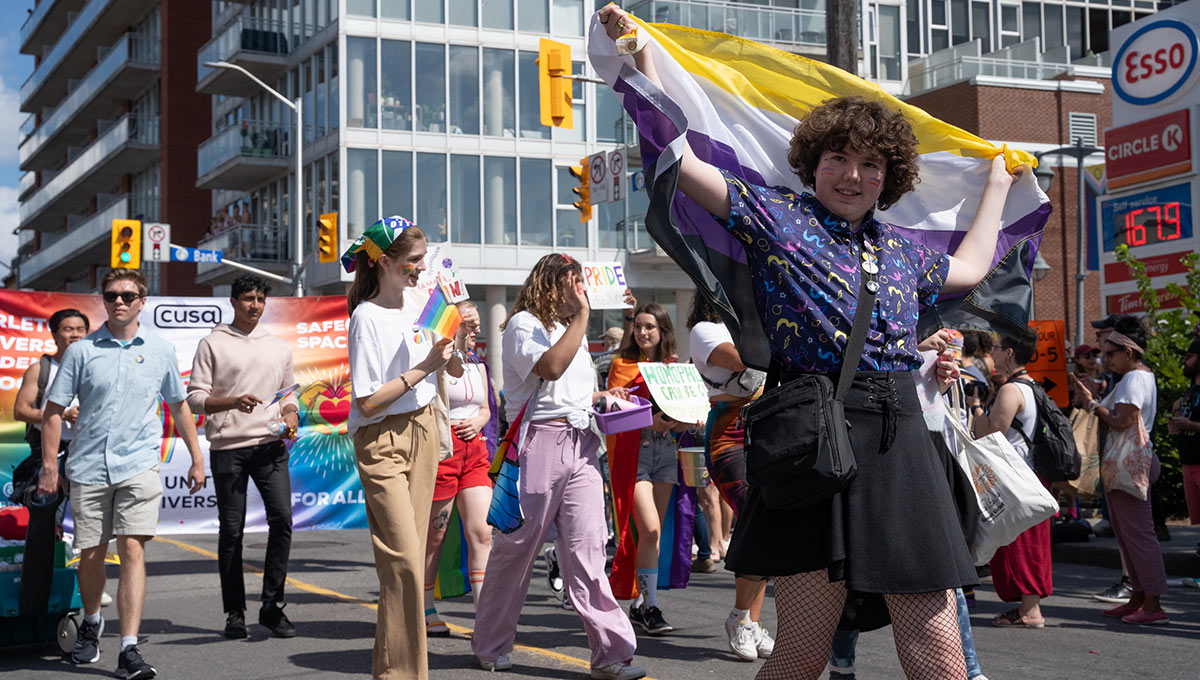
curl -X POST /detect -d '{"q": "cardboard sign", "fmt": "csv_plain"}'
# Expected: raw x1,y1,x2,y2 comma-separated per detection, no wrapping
582,261,630,309
1026,320,1070,408
638,362,710,425
416,244,468,301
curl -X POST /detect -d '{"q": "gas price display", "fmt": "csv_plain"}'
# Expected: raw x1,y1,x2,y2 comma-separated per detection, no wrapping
1101,182,1193,252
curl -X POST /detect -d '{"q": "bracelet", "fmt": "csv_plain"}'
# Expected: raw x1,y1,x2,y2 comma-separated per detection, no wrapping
624,315,635,322
971,405,984,414
1086,399,1099,414
399,373,413,392
616,26,649,55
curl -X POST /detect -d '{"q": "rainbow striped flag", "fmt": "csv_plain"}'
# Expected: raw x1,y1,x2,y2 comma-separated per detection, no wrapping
415,286,463,339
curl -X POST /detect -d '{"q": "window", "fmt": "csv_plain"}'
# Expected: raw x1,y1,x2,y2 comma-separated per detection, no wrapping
483,0,514,29
595,199,624,249
517,50,549,139
381,40,412,131
416,153,447,240
556,166,587,247
449,46,480,135
878,4,901,81
449,0,478,27
951,0,968,45
382,151,413,222
596,87,624,144
348,0,375,17
520,158,552,246
484,157,516,244
330,44,340,131
381,0,409,20
451,155,481,243
316,51,327,138
347,148,378,240
415,43,447,132
347,37,377,128
1066,5,1084,59
552,0,583,36
416,0,444,23
555,61,587,143
1088,8,1108,54
970,1,990,52
1044,4,1063,49
482,49,515,137
906,0,922,57
1022,2,1041,44
519,0,549,32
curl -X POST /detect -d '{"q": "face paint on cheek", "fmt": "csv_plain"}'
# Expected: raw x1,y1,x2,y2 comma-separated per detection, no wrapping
818,167,836,177
865,176,881,188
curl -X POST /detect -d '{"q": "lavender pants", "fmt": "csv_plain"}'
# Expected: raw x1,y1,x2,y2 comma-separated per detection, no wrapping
472,421,637,668
1106,453,1168,597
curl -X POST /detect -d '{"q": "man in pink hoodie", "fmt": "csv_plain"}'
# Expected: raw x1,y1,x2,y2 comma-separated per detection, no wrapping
187,274,300,640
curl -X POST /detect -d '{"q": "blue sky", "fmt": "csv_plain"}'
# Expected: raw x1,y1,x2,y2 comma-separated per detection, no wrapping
0,2,36,274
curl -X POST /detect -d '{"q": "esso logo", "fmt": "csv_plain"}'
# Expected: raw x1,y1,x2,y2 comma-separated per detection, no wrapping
1113,20,1198,105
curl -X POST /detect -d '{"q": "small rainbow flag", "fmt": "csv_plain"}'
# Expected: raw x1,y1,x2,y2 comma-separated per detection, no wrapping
415,285,463,339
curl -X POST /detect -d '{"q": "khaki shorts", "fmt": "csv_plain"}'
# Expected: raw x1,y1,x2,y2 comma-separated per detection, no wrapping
70,466,163,550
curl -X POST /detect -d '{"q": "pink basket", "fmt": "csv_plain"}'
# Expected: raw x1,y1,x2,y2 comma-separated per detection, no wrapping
593,395,653,435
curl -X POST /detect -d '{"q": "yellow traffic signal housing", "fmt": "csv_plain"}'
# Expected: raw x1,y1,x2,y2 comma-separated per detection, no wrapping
569,159,592,223
538,38,573,129
111,219,141,269
317,212,339,263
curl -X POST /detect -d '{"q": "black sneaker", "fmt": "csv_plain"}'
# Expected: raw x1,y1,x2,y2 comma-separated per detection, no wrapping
629,604,648,631
642,606,673,636
115,645,157,680
71,615,103,664
1093,578,1133,604
224,610,248,639
1156,524,1172,542
259,602,297,638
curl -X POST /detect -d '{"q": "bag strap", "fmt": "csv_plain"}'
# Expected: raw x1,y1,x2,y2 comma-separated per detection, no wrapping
834,239,879,401
35,354,51,408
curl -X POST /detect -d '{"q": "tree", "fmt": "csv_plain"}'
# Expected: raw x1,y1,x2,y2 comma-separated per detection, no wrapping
1113,245,1200,517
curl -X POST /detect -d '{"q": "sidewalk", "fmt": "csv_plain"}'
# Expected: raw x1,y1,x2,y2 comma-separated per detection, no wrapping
1052,521,1200,577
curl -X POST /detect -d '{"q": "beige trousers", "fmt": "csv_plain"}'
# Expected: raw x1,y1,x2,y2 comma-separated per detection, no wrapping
354,406,440,680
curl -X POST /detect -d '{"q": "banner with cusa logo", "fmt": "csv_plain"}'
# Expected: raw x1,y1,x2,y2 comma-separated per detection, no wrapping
0,289,369,534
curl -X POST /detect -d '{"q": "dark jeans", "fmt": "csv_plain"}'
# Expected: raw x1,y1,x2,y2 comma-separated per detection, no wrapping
212,441,293,614
694,500,711,561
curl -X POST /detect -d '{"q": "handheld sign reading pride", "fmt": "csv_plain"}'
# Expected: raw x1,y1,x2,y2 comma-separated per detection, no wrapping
582,262,631,309
416,285,463,339
637,362,710,425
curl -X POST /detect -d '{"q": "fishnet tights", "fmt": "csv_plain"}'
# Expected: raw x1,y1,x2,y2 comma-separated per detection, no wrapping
757,571,966,680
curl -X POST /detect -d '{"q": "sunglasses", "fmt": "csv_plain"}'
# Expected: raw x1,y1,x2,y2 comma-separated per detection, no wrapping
103,291,143,305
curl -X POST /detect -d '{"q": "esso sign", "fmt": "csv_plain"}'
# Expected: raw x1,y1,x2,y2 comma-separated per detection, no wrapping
1113,19,1197,106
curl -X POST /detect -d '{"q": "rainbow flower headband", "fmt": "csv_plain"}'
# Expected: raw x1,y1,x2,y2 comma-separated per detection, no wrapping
340,215,415,273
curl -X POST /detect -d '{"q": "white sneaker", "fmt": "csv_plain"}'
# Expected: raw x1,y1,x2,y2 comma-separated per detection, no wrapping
100,591,113,607
971,675,990,680
542,546,564,598
754,622,774,658
725,613,758,662
590,662,646,680
478,654,512,671
1180,577,1200,589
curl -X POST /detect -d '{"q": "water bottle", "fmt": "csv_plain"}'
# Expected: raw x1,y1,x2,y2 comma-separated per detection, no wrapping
267,419,288,437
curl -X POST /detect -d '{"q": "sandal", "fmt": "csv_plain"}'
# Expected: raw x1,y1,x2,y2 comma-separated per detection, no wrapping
991,607,1045,629
425,615,451,637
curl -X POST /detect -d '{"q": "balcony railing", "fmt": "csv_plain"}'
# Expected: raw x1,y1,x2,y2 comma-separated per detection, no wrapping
20,33,160,168
197,120,290,178
20,113,159,227
197,223,291,277
197,15,291,82
21,0,115,105
904,55,1070,96
19,172,36,199
19,193,129,287
19,115,35,145
20,0,61,49
627,0,826,47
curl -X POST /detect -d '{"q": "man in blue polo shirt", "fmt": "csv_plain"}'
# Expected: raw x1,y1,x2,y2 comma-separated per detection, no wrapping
38,269,205,680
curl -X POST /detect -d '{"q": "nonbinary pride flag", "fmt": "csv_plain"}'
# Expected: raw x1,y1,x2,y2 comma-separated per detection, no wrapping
415,285,463,339
587,14,1051,369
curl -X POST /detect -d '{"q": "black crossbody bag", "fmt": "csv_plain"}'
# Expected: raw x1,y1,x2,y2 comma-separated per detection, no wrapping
742,254,879,512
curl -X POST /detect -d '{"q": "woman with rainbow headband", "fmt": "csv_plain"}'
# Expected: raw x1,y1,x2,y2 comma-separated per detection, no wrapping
341,215,479,680
472,253,646,680
597,6,1019,678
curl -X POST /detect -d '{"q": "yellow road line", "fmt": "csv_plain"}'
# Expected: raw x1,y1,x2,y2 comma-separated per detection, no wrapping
157,536,652,676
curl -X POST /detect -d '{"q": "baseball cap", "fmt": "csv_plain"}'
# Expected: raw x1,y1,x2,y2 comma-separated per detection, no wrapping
1074,344,1098,359
1090,314,1123,329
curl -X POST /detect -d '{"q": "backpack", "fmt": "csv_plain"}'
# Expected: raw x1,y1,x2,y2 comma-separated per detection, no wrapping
22,355,52,449
1008,376,1082,483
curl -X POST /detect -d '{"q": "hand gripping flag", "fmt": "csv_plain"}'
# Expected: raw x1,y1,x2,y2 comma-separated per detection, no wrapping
587,14,1051,368
486,382,542,534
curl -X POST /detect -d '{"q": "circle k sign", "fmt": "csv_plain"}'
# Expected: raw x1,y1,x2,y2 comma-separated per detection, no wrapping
1113,19,1197,106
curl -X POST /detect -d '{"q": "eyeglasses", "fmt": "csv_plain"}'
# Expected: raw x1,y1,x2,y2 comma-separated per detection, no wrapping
103,291,143,305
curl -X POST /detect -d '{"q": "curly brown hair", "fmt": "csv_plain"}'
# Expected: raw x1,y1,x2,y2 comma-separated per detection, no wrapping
502,253,583,331
787,96,919,211
687,293,723,330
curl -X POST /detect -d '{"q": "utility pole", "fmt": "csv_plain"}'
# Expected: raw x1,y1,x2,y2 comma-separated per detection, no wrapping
826,0,858,73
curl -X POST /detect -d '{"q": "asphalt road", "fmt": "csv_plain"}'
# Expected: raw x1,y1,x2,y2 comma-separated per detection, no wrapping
2,529,1198,679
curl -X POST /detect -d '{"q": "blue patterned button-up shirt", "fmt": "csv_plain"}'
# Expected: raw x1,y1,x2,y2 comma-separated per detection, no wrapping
721,170,949,373
45,323,186,486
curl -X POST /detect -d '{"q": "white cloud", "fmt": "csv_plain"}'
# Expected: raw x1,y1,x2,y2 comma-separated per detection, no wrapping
0,185,20,276
0,74,22,164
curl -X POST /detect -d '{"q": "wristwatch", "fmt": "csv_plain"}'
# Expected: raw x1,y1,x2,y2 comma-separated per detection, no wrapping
970,405,984,414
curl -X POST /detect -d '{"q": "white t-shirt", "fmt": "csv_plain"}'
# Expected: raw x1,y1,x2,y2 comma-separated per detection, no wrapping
42,359,75,442
502,310,594,428
690,321,735,398
447,362,487,420
1003,381,1037,465
1101,369,1157,434
347,296,439,434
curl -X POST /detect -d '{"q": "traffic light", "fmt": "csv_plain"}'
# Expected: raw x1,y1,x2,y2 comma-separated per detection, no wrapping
111,219,141,269
317,212,338,263
537,38,573,129
569,159,592,223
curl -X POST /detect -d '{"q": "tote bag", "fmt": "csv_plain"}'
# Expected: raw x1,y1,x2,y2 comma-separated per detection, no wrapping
944,405,1059,566
1069,408,1102,498
1100,413,1154,501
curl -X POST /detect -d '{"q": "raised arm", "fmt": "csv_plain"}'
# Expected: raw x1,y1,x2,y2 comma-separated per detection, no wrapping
943,155,1018,293
598,5,730,220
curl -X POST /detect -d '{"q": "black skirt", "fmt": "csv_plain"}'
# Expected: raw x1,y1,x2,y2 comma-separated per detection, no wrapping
725,371,978,594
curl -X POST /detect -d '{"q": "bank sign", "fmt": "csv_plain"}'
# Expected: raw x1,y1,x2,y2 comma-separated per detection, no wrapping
1113,19,1197,107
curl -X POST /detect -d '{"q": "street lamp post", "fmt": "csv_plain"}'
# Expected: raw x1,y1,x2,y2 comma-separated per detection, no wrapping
204,61,304,296
1034,138,1103,349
